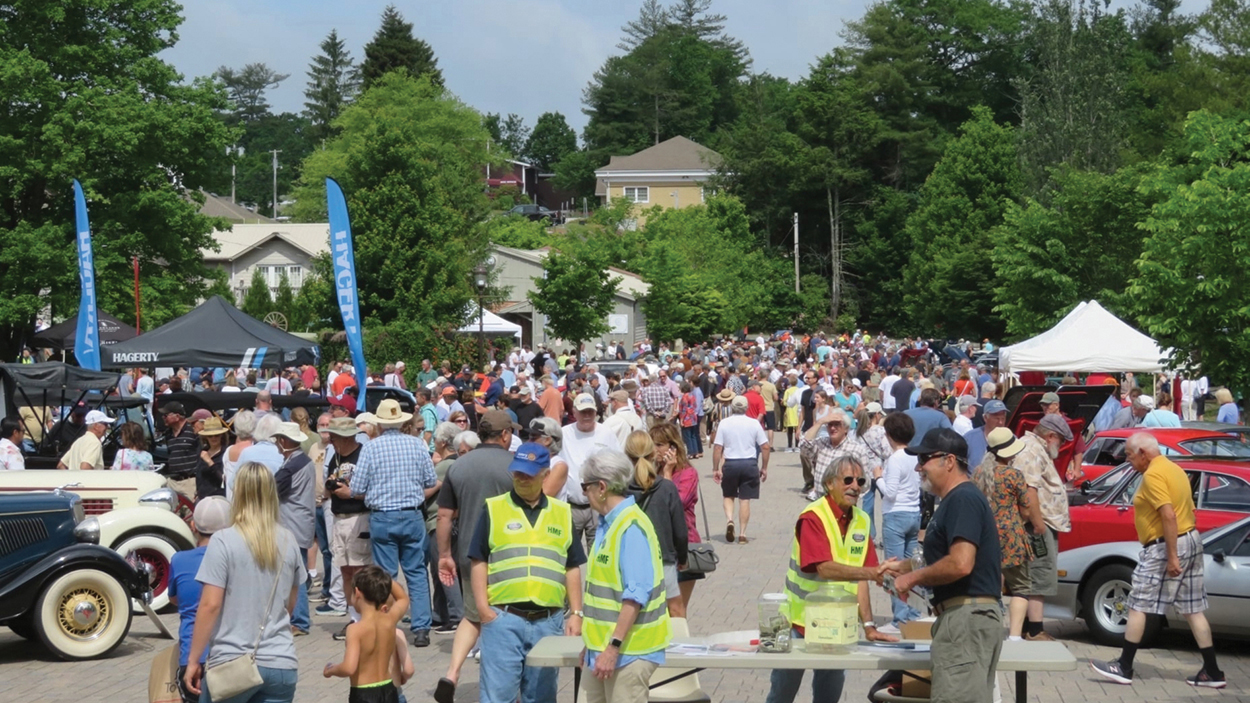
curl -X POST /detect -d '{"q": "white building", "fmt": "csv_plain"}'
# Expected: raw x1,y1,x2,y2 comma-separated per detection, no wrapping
202,223,330,300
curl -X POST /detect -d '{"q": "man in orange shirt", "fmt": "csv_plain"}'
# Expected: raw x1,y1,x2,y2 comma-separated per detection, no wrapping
331,364,358,397
538,375,563,421
1091,432,1225,688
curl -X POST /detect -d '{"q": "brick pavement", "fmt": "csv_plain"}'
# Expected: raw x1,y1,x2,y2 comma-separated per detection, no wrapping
2,447,1248,701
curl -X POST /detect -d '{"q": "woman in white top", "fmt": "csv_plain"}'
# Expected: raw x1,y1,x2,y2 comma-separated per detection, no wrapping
876,412,923,633
222,410,256,498
222,370,241,392
811,390,834,439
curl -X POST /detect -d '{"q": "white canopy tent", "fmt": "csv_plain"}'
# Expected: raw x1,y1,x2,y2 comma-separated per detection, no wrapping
1000,300,1168,373
458,306,523,339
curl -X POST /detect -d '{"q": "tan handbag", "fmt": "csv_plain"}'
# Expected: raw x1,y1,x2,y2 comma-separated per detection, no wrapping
147,645,181,703
204,549,284,701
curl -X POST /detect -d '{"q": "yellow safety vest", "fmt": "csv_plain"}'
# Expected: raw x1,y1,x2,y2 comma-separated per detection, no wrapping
784,498,871,625
485,494,573,608
583,502,671,655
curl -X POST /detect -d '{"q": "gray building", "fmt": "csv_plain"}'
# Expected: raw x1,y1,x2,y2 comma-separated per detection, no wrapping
491,245,648,351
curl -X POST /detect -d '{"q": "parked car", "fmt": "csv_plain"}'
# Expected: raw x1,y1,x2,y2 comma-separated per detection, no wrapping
1060,457,1250,552
0,490,151,659
1075,427,1250,486
1046,515,1250,645
0,470,194,610
506,204,562,224
594,360,660,382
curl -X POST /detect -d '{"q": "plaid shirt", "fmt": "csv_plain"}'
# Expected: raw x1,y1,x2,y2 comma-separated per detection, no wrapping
799,433,882,496
351,428,438,511
640,382,673,418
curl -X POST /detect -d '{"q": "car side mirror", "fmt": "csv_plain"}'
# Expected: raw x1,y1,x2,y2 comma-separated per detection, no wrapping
1212,549,1226,564
1080,482,1090,496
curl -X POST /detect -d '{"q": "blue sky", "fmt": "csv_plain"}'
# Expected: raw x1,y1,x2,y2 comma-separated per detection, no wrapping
160,0,1211,137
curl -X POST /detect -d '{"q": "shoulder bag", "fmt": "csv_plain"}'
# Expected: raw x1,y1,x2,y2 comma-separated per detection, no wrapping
684,477,719,575
204,543,286,701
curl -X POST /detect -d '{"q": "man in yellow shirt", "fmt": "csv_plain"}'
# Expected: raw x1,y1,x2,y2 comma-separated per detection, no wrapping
57,410,110,470
1091,433,1225,688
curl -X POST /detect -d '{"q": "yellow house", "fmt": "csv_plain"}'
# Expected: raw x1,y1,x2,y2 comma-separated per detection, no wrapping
594,136,721,218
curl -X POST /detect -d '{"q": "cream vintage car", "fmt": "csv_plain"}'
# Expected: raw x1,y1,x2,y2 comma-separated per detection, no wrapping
0,469,194,610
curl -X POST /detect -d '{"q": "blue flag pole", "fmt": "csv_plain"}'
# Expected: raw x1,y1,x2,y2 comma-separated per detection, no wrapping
326,178,368,410
72,180,101,371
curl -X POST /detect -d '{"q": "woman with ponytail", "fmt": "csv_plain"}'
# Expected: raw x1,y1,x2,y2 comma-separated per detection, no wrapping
624,430,690,617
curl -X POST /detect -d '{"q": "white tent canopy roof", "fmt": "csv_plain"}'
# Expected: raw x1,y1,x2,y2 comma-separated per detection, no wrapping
1000,300,1167,373
458,306,522,339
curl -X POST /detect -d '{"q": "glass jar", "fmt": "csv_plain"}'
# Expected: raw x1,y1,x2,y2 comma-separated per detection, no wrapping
804,582,858,654
757,593,791,653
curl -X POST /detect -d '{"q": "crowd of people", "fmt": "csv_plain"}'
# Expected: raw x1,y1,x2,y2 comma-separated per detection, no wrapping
5,332,1233,701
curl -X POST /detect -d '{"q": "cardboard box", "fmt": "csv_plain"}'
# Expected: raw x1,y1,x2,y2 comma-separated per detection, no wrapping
900,617,936,698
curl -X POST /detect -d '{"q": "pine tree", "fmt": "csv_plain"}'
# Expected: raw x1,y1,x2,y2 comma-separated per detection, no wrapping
304,29,360,143
214,63,290,123
360,5,443,90
273,270,296,318
241,267,274,319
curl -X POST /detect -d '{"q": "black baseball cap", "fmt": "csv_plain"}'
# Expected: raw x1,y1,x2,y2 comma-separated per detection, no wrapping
904,428,968,462
160,401,187,416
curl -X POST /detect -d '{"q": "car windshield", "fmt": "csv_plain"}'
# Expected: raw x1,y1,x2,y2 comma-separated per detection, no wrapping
1178,438,1250,457
1086,463,1133,501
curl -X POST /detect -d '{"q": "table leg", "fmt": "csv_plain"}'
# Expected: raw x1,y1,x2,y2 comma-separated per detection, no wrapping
574,666,581,703
1015,670,1026,703
649,668,705,689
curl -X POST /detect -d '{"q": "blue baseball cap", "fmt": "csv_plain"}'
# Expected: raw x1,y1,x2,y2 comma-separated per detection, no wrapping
983,399,1007,414
509,443,551,476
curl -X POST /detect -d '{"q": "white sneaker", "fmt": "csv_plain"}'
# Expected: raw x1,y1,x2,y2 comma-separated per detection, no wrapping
803,490,818,501
876,623,901,636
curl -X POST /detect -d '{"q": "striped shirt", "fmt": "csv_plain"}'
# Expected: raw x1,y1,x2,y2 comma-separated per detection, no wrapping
351,429,438,511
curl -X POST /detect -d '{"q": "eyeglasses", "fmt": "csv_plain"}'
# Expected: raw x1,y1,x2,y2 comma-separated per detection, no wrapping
919,453,951,465
842,476,867,487
454,419,469,424
580,481,601,493
827,421,845,429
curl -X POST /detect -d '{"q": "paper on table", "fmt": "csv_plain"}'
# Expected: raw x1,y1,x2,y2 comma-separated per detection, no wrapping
666,642,759,657
858,641,930,652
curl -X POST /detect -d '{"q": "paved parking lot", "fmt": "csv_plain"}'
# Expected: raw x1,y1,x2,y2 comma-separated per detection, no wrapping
2,448,1247,702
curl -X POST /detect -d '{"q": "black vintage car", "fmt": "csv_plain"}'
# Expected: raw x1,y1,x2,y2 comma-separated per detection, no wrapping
0,490,150,660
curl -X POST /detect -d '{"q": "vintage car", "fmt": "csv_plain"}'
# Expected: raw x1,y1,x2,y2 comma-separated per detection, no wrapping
1075,427,1250,486
0,470,194,610
1061,457,1250,552
0,490,151,659
1046,515,1250,646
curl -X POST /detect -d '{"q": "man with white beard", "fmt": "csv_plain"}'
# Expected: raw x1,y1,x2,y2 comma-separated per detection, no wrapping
1012,414,1072,642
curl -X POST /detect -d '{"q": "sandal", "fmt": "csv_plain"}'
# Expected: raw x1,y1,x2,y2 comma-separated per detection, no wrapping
738,536,748,545
725,522,735,543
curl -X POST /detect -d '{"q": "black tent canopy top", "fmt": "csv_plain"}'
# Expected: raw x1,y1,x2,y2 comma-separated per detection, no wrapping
31,310,138,351
99,295,319,370
0,362,118,392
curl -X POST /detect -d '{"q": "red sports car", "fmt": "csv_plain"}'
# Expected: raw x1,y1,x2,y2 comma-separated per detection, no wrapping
1061,458,1250,551
1074,427,1250,486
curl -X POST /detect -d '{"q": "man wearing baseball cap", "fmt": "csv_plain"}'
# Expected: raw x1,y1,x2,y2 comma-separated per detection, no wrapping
965,399,1007,471
160,401,202,501
169,495,231,703
544,393,623,553
467,442,586,703
57,409,112,470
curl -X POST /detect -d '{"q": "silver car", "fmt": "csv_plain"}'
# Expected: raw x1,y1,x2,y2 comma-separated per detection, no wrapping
1044,516,1250,645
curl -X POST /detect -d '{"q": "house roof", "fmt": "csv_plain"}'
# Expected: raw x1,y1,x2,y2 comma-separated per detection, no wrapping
196,191,275,224
595,136,722,175
204,223,331,262
491,244,649,301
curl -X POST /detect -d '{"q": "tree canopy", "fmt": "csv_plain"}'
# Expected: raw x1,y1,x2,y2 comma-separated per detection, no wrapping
361,5,442,90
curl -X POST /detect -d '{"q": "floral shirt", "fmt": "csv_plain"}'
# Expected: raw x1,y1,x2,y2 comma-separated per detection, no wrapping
1017,432,1072,532
983,462,1031,568
679,393,699,428
112,448,154,471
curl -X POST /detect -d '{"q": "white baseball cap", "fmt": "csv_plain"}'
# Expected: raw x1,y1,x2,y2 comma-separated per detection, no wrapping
84,410,112,426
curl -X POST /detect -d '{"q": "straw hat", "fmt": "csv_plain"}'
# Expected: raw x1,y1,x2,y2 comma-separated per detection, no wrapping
198,416,229,436
373,398,412,425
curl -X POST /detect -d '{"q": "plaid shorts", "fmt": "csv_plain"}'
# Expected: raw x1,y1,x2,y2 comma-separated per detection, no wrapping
1128,530,1208,615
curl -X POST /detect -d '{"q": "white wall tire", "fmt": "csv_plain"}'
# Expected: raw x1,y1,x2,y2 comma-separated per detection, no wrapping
113,534,178,611
34,568,133,660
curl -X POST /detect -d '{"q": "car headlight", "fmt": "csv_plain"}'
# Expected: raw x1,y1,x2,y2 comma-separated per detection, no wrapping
70,496,86,525
139,487,179,512
74,516,100,544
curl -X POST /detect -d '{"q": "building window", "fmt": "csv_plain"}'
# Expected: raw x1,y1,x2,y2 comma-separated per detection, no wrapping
623,186,649,203
256,266,272,287
287,265,302,289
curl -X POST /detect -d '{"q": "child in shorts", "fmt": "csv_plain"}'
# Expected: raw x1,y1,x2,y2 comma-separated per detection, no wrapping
324,566,410,703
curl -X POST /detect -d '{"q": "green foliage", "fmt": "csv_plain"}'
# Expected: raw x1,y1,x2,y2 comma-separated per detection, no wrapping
484,113,529,159
241,267,273,319
361,5,442,90
524,112,578,172
273,270,297,323
991,166,1153,339
224,112,315,213
1129,111,1250,395
215,63,290,124
292,72,497,330
304,29,360,144
902,107,1021,339
528,249,620,347
641,246,727,343
485,215,554,250
0,0,235,355
551,148,604,202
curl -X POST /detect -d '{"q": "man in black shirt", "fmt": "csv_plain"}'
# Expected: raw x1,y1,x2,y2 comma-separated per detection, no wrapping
510,386,543,438
894,429,1002,703
160,402,200,501
325,417,369,639
890,368,916,411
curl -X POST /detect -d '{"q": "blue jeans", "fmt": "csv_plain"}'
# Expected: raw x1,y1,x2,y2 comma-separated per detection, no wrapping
314,505,332,600
199,665,297,703
370,509,432,632
764,630,845,703
290,577,310,632
426,529,462,626
479,607,564,703
681,425,699,457
861,487,877,540
882,510,922,625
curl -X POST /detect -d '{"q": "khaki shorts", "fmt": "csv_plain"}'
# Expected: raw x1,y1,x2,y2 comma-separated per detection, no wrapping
1022,528,1058,596
1002,563,1030,596
330,512,373,567
931,603,1003,703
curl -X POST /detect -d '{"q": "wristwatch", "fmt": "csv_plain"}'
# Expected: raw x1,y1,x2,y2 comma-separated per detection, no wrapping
608,637,624,650
572,609,584,618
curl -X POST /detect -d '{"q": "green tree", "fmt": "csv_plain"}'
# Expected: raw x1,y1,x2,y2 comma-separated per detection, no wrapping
273,270,297,322
641,246,727,343
304,29,360,144
292,72,498,329
0,0,235,354
360,5,442,90
215,63,289,124
228,112,315,213
1129,111,1250,396
484,113,529,159
524,112,578,171
901,107,1021,338
204,269,237,304
485,215,554,250
241,267,273,319
528,249,620,348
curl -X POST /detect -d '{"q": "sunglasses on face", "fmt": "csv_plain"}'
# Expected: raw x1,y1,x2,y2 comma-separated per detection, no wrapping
580,481,601,493
919,453,951,465
842,476,867,487
454,419,468,424
827,421,845,429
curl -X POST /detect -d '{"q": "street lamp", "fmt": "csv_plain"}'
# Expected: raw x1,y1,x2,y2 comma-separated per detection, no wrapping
474,262,489,368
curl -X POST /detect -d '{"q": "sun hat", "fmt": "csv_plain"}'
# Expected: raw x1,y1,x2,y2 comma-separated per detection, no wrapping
272,422,308,443
198,416,229,436
324,417,359,437
373,398,413,424
716,389,735,402
986,427,1024,458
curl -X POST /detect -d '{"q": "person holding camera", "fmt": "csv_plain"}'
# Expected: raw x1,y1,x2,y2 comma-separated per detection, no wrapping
322,416,370,641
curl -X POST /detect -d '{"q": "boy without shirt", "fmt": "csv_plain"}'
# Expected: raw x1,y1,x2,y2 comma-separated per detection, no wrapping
325,566,412,703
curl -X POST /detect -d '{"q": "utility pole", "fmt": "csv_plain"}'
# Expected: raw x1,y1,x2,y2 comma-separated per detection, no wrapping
793,211,800,293
270,149,282,219
227,145,243,203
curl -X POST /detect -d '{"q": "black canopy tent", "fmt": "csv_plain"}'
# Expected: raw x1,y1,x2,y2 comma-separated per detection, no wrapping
0,362,122,463
99,295,320,370
31,310,138,351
